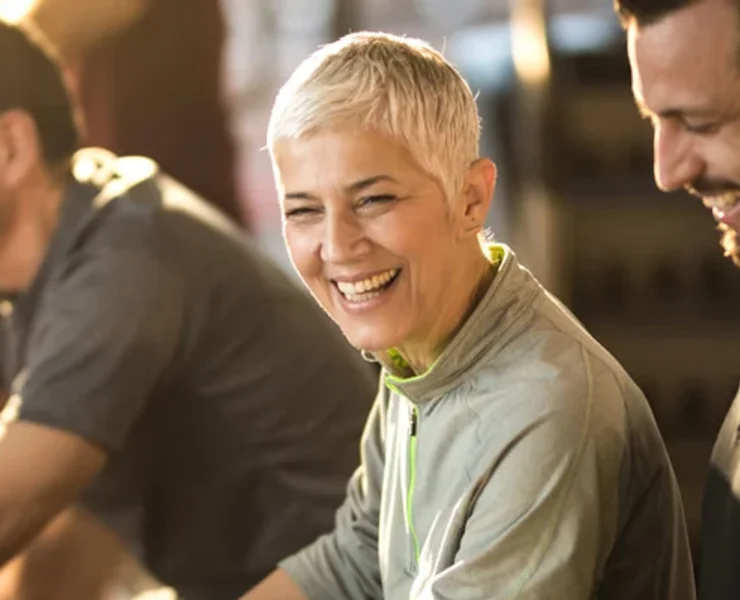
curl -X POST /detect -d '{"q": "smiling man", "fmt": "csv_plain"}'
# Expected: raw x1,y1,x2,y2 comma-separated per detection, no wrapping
616,0,740,597
621,0,740,263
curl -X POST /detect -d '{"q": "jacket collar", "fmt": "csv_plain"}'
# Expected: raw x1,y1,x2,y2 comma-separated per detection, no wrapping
377,244,540,403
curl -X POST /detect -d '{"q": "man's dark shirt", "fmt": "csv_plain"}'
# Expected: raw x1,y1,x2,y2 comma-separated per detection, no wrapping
6,149,377,600
700,383,740,599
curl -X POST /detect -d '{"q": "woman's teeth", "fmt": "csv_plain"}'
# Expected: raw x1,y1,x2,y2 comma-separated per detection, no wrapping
336,269,399,301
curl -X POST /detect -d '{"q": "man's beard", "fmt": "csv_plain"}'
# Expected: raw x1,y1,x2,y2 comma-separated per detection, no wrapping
720,223,740,267
686,178,740,267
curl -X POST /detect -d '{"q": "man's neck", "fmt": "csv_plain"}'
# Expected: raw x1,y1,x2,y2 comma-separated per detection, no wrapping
0,178,65,293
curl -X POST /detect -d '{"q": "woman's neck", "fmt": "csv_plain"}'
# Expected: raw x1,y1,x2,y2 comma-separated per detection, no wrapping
392,247,497,376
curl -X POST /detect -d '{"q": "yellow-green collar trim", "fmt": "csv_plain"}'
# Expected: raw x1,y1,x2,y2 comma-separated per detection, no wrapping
383,243,505,386
484,243,505,266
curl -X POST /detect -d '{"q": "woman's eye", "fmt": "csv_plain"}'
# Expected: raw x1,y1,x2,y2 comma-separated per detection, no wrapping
284,207,320,219
358,195,396,208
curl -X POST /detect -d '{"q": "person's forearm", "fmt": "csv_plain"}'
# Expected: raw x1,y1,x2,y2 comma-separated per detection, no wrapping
0,502,52,568
0,509,129,600
240,569,309,600
0,422,106,569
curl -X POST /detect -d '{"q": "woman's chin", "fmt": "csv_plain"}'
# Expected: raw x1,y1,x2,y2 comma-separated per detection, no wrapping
340,325,401,355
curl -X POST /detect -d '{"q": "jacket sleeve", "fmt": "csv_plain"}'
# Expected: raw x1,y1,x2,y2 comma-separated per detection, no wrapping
279,384,388,600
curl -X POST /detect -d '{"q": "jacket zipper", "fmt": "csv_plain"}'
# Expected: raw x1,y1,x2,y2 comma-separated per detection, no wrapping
406,404,421,566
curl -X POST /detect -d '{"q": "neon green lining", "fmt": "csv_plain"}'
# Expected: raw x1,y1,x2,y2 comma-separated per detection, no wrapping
406,405,421,563
383,243,504,386
389,243,506,566
484,243,505,267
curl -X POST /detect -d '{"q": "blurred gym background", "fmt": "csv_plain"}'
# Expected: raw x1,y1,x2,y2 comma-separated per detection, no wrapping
1,0,737,593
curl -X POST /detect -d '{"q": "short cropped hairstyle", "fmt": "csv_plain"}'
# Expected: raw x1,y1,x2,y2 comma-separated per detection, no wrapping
0,20,80,166
615,0,740,69
614,0,701,27
268,31,481,203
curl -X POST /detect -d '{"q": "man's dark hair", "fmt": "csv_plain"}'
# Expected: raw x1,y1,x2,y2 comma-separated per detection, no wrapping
614,0,701,27
0,20,80,167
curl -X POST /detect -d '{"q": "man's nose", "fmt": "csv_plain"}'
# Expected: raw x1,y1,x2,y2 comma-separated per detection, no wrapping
653,121,704,192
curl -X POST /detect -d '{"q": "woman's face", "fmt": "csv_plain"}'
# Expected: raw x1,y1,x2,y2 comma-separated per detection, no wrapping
274,127,491,356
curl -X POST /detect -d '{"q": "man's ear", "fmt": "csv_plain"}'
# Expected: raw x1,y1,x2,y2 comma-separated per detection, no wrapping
0,110,44,191
459,158,496,238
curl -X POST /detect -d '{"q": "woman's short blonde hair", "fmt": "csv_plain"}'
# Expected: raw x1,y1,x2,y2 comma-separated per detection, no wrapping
268,31,481,202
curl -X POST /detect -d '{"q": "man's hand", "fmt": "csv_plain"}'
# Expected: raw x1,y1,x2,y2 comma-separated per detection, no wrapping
0,421,105,567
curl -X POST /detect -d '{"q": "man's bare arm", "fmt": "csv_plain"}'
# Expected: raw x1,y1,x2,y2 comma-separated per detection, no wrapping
0,507,130,600
240,569,309,600
0,421,105,567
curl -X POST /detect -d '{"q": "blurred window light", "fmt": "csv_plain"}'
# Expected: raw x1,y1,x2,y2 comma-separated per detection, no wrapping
0,0,35,23
414,0,486,29
447,13,622,92
447,25,513,92
273,0,335,33
550,13,622,52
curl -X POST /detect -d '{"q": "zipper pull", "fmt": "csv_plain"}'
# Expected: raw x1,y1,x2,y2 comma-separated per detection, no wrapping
409,406,418,437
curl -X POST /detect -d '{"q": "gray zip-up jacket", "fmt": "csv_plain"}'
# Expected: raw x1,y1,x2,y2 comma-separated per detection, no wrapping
281,245,694,600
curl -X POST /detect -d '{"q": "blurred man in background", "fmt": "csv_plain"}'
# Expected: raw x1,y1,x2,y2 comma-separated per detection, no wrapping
2,2,250,597
616,0,740,597
0,20,375,600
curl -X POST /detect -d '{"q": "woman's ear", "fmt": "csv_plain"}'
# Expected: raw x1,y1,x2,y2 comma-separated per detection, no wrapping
459,158,496,237
0,109,44,191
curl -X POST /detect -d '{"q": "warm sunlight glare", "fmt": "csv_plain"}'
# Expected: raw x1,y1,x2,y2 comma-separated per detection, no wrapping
0,0,35,23
510,0,551,87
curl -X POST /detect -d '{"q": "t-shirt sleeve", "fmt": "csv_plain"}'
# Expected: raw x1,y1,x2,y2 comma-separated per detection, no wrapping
17,248,184,452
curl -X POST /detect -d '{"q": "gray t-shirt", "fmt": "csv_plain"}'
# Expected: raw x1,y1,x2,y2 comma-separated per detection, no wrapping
7,151,377,599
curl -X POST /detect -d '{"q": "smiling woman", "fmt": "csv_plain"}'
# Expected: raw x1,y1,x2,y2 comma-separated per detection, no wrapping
241,30,696,600
273,125,494,371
